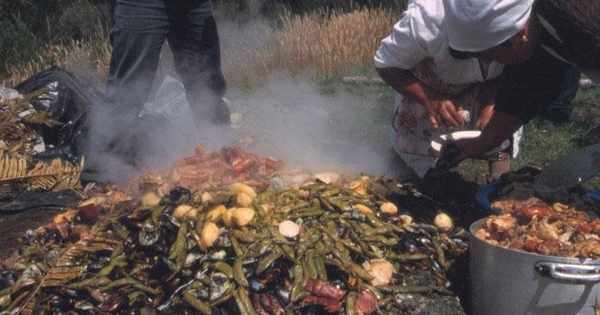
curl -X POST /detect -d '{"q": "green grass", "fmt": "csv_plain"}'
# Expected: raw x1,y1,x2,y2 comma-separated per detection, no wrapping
462,86,600,190
516,86,600,190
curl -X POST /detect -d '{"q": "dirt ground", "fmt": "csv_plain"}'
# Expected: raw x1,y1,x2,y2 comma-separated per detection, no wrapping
0,210,58,257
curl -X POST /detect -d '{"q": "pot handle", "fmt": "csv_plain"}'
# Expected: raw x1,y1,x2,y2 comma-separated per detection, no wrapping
535,261,600,282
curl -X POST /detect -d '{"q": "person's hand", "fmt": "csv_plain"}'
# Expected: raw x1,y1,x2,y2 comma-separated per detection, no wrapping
425,99,466,129
432,137,489,176
475,105,494,130
449,137,488,163
440,111,522,168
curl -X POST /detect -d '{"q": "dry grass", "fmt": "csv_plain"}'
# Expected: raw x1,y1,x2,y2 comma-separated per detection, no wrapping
1,8,397,90
1,27,111,88
222,7,397,89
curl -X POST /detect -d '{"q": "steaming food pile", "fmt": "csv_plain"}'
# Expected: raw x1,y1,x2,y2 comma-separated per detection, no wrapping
0,146,468,315
475,176,600,258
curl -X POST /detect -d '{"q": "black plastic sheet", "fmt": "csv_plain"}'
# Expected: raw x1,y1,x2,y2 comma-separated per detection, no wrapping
14,66,103,163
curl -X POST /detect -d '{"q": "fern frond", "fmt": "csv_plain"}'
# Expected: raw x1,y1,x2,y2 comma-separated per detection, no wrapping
0,153,83,193
11,227,122,315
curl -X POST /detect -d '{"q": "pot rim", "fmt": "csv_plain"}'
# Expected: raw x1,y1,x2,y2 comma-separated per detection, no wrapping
475,181,600,214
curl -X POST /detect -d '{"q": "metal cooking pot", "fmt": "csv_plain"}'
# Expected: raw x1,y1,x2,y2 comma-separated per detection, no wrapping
470,218,600,315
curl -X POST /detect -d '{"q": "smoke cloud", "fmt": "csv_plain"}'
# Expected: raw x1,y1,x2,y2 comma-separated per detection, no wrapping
83,12,412,184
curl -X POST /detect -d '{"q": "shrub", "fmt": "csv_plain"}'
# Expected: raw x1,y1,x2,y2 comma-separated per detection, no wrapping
0,17,43,77
56,2,103,41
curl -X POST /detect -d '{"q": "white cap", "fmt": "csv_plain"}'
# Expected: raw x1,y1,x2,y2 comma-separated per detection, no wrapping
445,0,534,52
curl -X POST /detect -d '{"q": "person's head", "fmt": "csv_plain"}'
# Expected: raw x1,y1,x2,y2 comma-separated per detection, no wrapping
445,0,535,64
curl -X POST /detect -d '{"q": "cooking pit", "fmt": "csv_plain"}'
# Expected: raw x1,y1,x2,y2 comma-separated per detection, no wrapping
0,145,483,315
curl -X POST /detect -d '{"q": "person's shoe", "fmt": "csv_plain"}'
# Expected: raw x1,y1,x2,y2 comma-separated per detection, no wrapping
213,97,231,125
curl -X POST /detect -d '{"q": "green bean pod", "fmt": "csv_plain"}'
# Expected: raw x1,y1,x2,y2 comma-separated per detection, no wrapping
360,283,385,300
345,291,357,315
279,243,296,260
361,225,395,237
290,264,306,303
432,238,450,270
384,252,429,262
256,250,283,274
366,244,384,259
233,288,250,315
183,290,212,315
210,291,234,307
233,257,249,287
313,254,328,281
378,284,432,294
231,229,257,243
212,261,234,279
362,235,399,246
66,276,111,290
304,249,318,280
346,262,375,282
238,287,258,315
230,235,246,257
167,223,189,279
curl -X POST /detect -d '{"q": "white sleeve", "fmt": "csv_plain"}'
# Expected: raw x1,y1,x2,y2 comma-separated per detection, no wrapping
374,3,440,69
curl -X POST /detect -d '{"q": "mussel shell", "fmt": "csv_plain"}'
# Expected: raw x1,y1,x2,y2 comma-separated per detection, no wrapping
160,187,191,206
209,272,231,301
138,222,161,246
75,300,95,310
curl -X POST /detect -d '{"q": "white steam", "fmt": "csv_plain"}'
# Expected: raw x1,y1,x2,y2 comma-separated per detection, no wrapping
84,13,412,184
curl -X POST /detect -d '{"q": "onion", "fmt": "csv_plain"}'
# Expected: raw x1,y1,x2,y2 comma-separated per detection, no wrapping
434,212,454,230
278,220,300,238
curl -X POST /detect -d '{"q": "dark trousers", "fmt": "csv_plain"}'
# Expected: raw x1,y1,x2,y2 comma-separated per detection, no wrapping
109,0,226,118
83,0,229,179
92,0,228,148
541,65,581,123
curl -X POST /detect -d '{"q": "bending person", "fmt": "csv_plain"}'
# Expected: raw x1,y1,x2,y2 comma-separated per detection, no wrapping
439,0,600,169
375,0,521,181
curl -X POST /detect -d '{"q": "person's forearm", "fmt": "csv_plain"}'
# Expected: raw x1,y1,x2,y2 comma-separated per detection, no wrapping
478,111,523,152
478,75,502,107
377,66,465,128
376,67,435,105
445,110,523,168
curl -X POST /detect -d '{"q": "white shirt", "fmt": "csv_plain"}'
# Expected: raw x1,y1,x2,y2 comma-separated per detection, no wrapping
374,0,504,84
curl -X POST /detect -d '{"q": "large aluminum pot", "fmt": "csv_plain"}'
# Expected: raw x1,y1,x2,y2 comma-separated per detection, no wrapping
470,218,600,315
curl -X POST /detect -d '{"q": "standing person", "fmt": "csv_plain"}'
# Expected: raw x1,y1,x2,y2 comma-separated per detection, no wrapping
374,0,521,181
85,0,230,181
438,0,600,170
541,65,581,124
